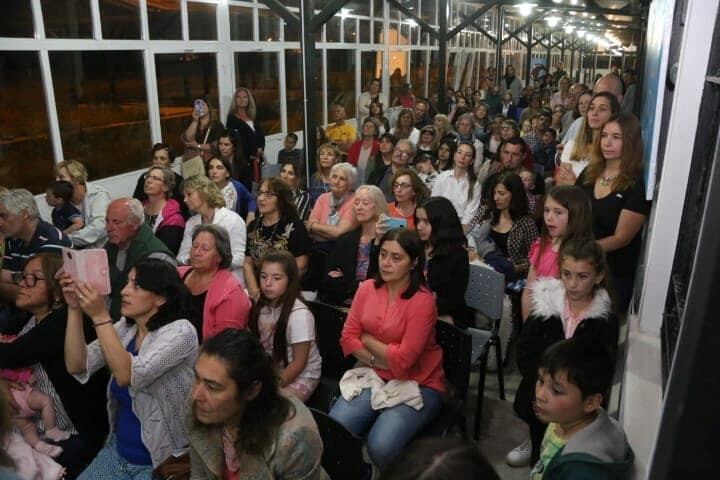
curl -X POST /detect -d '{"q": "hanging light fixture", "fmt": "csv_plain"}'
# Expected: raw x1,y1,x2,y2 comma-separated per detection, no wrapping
546,16,561,28
564,24,576,34
518,3,535,16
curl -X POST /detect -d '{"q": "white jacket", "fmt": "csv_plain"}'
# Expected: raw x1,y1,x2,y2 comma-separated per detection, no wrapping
68,183,111,248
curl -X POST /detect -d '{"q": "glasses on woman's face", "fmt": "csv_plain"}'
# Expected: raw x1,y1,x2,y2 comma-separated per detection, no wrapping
13,272,46,288
257,190,277,198
393,182,413,190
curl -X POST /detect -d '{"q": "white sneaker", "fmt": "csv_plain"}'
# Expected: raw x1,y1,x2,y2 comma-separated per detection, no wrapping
506,439,531,467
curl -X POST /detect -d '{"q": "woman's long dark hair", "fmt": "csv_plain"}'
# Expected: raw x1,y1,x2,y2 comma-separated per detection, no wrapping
248,250,305,367
456,141,478,202
419,197,466,257
260,177,300,222
487,172,528,225
216,129,248,181
200,329,293,456
129,258,190,331
373,229,427,299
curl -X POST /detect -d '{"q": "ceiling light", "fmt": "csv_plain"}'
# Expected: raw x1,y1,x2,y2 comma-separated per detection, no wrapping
546,16,561,27
564,25,576,33
518,3,535,16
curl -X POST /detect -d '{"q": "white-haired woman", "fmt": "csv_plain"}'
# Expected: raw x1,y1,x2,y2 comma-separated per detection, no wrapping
319,185,388,306
306,163,358,242
177,176,247,284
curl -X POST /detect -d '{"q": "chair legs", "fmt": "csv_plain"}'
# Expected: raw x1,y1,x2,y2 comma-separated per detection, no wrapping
494,335,506,400
473,350,489,440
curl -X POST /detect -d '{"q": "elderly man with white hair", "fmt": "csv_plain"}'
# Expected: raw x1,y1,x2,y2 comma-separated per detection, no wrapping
0,188,71,302
103,197,176,320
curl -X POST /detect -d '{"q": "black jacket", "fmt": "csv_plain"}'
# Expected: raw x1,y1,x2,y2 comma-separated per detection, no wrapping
514,278,619,423
319,228,377,306
427,247,473,328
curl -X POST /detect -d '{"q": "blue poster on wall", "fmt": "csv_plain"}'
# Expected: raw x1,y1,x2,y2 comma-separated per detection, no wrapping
640,0,675,200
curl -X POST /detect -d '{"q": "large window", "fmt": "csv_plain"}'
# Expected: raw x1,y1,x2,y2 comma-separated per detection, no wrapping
148,0,181,40
0,52,54,193
99,0,141,39
285,50,304,132
188,1,217,40
50,51,150,180
42,0,92,38
235,52,281,135
1,0,34,37
155,53,219,156
327,50,356,119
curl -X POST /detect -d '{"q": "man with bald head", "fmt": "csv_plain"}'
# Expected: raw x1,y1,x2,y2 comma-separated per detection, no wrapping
104,197,175,319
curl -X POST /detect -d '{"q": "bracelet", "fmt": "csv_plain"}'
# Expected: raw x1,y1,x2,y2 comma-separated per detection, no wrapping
370,354,376,368
92,320,113,328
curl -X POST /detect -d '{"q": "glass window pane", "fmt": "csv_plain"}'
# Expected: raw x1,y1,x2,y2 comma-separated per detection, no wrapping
284,49,304,133
258,8,280,42
359,20,370,43
280,0,299,8
156,53,219,156
326,50,356,120
99,0,140,39
343,17,356,43
230,6,253,41
0,0,34,37
345,1,370,17
373,20,383,44
373,0,383,19
421,0,437,24
50,51,150,179
389,50,408,106
410,51,426,98
0,52,53,193
41,0,92,38
188,1,217,40
148,0,181,40
326,15,340,43
428,50,439,99
361,51,383,105
235,52,281,135
285,20,299,42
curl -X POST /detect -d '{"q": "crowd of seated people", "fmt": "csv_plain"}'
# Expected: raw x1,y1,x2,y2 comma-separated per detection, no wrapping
0,69,646,478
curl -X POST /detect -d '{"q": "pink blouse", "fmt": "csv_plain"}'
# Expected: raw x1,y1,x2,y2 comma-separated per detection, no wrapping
340,280,446,393
529,239,560,279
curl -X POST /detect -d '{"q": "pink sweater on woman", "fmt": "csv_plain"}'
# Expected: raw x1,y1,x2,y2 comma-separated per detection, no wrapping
340,279,446,393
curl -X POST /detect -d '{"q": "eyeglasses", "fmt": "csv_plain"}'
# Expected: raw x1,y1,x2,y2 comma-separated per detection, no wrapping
393,182,413,190
395,150,412,157
257,190,277,198
13,272,46,287
145,174,165,182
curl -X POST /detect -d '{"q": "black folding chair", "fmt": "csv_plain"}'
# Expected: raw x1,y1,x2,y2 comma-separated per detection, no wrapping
310,407,368,480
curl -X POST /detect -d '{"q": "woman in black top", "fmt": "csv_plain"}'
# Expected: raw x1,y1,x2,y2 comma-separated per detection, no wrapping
576,112,651,313
0,252,108,478
243,178,312,301
415,197,472,327
226,88,266,184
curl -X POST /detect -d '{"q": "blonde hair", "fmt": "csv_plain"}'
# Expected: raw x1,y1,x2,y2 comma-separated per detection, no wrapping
183,175,225,209
584,113,644,192
570,92,620,163
354,185,389,220
229,87,257,120
55,160,88,184
315,142,341,181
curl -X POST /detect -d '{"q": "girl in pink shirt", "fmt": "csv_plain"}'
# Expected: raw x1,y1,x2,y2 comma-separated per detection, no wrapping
521,186,594,321
329,229,445,470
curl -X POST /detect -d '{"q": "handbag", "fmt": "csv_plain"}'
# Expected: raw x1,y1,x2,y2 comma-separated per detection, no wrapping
152,452,191,480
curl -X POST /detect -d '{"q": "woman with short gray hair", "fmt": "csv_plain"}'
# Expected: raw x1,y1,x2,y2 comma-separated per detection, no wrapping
178,224,251,342
306,162,358,245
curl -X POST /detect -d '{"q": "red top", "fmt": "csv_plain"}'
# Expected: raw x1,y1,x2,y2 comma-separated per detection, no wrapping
347,139,380,166
386,202,417,230
340,280,446,393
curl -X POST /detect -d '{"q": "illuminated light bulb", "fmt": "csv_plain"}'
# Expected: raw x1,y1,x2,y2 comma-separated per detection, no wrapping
546,16,561,28
564,25,576,34
518,3,534,16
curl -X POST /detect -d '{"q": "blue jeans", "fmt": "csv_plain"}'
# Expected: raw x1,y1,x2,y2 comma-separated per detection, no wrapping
329,386,443,469
78,436,153,480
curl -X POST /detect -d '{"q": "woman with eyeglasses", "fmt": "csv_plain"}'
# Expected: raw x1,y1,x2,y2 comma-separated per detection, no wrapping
142,165,185,255
0,252,109,478
244,178,312,302
319,185,388,306
387,169,429,231
177,175,247,284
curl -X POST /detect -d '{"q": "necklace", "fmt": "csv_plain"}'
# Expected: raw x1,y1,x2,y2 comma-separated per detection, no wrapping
600,174,616,187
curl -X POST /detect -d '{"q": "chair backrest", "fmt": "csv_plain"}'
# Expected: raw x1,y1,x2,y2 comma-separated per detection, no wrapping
435,321,472,394
465,263,505,321
310,408,366,480
308,300,355,378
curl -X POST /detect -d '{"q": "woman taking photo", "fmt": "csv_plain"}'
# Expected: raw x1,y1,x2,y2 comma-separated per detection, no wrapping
279,159,310,221
0,253,108,478
206,156,256,223
178,224,251,343
142,165,185,255
249,251,322,402
62,258,198,479
177,175,247,283
182,99,224,159
245,178,312,301
226,88,265,187
469,172,538,279
387,169,429,230
415,197,472,327
348,118,380,184
306,163,358,244
556,92,620,184
329,228,444,470
320,185,388,306
308,143,341,208
389,108,420,146
577,112,651,313
431,141,482,228
188,329,327,479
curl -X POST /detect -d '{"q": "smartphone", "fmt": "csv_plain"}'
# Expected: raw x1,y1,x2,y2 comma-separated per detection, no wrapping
62,247,111,296
386,217,408,230
193,99,206,117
